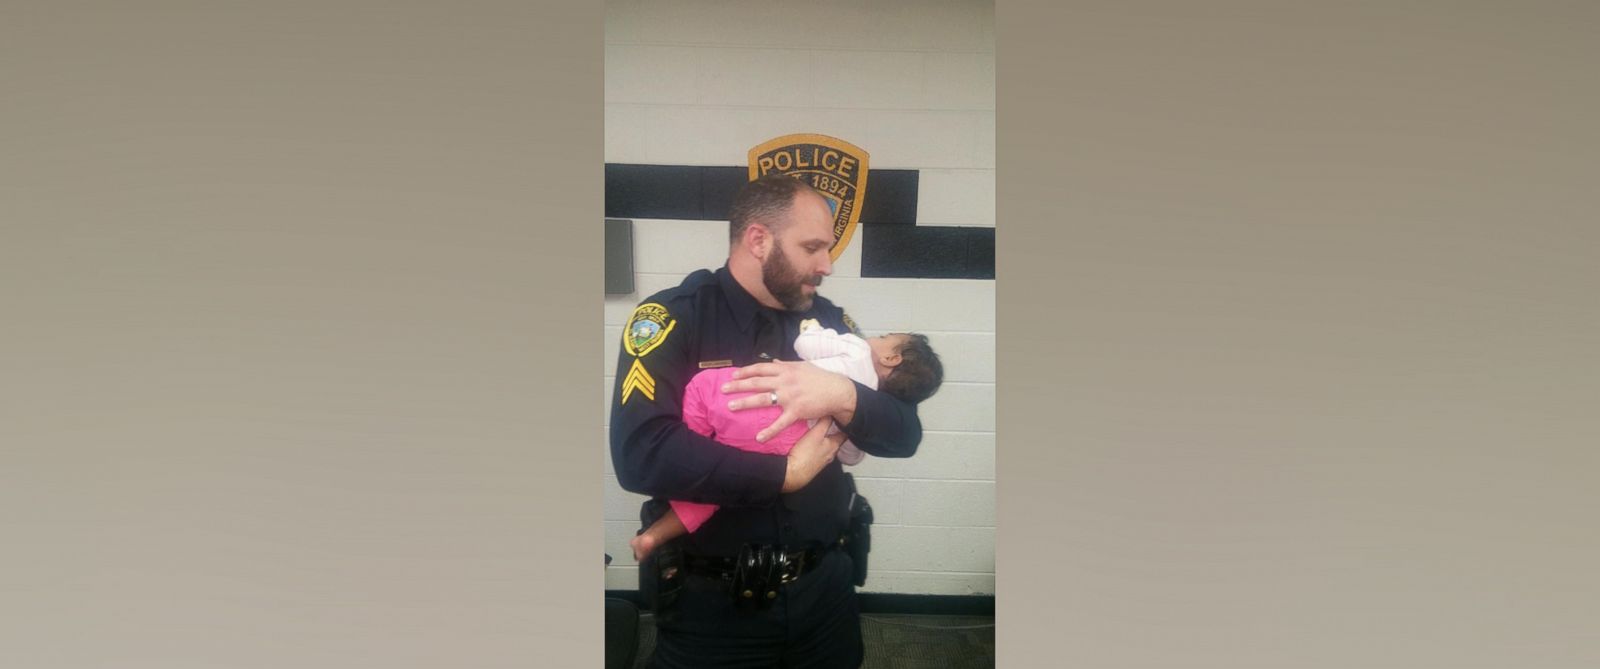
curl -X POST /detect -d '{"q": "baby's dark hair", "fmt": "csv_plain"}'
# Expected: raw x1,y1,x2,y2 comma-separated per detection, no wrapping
881,333,943,405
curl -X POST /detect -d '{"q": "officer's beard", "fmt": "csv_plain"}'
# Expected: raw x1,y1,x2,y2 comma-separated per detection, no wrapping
763,242,823,312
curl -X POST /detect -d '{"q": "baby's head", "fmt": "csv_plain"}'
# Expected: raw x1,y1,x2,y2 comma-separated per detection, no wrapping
866,333,943,404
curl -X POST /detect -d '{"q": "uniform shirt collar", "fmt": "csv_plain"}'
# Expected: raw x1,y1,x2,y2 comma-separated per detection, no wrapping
717,264,767,333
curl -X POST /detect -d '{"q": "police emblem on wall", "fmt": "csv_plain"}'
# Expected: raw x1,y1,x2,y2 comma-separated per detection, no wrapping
748,134,870,262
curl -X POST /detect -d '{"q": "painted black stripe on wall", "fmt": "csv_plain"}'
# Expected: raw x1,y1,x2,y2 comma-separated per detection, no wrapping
856,169,918,225
605,164,702,220
862,226,994,280
604,590,994,616
606,163,919,225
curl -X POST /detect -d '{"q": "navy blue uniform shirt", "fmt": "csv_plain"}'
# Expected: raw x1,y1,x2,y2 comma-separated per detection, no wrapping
609,265,922,556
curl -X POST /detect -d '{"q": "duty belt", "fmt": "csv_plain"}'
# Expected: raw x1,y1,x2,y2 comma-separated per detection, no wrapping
680,540,844,605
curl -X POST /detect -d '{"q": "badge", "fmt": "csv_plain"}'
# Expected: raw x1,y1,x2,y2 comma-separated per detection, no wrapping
748,134,870,262
697,360,733,369
798,318,821,333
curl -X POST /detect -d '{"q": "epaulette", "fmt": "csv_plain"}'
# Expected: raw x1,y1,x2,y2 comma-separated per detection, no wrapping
635,269,716,309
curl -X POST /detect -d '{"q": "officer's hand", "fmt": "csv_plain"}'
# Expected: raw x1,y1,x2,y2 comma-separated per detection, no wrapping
783,419,846,493
722,360,858,443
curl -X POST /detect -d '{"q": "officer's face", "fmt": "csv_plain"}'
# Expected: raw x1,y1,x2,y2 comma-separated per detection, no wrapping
762,192,835,311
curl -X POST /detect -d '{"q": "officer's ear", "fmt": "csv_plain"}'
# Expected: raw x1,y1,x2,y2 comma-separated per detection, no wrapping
744,222,775,261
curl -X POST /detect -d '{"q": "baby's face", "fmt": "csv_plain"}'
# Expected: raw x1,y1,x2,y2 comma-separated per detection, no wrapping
868,333,912,381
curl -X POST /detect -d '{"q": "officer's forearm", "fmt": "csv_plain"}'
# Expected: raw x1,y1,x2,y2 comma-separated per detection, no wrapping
829,383,858,428
783,420,844,493
781,458,816,494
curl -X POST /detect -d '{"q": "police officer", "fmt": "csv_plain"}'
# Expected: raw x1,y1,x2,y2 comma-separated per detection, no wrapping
609,174,922,668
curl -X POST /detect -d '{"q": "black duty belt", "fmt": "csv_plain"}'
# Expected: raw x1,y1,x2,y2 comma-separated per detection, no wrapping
680,540,844,604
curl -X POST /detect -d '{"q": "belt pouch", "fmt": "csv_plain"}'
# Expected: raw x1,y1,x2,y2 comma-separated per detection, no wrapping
847,492,874,587
638,500,683,623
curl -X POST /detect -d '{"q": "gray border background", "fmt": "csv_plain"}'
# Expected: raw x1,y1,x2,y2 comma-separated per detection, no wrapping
3,1,601,667
4,1,1599,667
1004,1,1600,667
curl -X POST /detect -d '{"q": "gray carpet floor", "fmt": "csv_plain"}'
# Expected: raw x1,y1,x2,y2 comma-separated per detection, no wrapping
630,613,995,668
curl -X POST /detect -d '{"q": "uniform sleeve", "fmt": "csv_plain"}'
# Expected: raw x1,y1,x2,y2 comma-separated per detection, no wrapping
608,303,788,506
840,382,922,459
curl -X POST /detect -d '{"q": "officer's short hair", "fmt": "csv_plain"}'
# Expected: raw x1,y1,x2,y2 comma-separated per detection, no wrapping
882,333,943,405
729,174,822,244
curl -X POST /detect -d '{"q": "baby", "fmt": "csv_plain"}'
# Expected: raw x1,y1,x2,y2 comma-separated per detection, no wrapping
630,322,943,560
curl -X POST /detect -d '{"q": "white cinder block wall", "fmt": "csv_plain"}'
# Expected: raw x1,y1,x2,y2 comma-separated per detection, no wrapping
604,0,995,596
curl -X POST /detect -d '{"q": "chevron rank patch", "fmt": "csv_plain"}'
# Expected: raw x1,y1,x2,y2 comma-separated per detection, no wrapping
621,359,657,404
841,311,861,336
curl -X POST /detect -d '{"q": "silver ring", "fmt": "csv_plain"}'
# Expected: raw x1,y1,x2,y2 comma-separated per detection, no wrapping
768,391,779,406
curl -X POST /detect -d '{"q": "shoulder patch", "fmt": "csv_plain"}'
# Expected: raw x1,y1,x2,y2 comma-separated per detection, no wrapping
841,311,861,336
624,303,676,357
